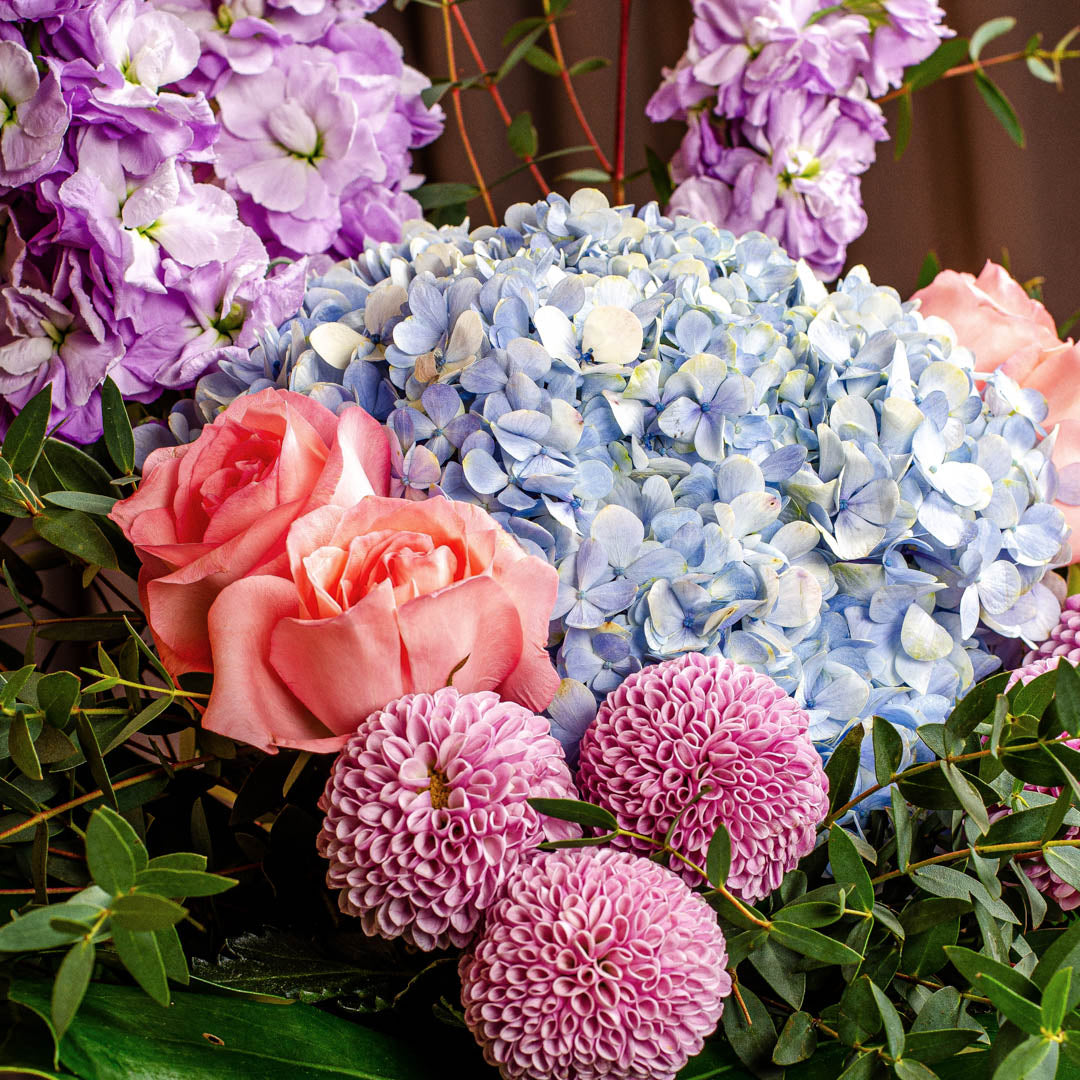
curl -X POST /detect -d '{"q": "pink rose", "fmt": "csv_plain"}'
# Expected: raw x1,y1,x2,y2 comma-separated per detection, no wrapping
110,389,391,676
913,261,1080,558
201,496,561,753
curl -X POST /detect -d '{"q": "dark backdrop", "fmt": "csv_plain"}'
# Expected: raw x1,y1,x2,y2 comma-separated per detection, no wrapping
374,0,1080,322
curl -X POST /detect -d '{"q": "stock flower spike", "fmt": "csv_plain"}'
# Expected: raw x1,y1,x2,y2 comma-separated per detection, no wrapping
317,688,578,951
576,653,829,901
459,847,732,1080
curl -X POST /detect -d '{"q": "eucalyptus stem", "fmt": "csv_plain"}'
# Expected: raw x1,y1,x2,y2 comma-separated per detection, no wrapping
440,0,497,225
543,0,611,173
612,0,632,203
870,836,1080,885
449,3,550,196
80,671,208,700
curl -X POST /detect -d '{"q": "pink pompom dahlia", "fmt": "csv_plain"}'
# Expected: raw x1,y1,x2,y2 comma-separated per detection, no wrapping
1023,594,1080,669
460,847,731,1080
576,653,828,902
317,688,578,951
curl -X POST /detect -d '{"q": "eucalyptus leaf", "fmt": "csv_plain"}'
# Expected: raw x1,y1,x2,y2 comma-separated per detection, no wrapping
773,1011,817,1065
828,825,874,911
112,926,170,1006
527,797,617,830
99,376,134,476
52,939,95,1037
721,985,779,1078
2,384,52,479
825,724,864,815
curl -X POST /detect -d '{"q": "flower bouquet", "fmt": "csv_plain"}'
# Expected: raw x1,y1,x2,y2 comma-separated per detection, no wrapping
2,2,1080,1079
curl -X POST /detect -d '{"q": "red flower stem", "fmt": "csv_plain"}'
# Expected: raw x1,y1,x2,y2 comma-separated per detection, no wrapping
440,0,497,225
450,4,550,196
612,0,632,203
544,0,612,174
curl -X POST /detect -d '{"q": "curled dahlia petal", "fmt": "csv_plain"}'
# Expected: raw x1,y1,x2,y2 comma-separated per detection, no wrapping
576,653,829,902
459,847,731,1080
316,688,577,951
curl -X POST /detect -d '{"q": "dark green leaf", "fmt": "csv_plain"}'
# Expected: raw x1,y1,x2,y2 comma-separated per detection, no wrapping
898,768,997,811
970,16,1016,61
1010,669,1058,722
496,24,548,83
110,894,187,932
9,711,42,781
992,1035,1055,1080
411,183,481,210
975,71,1024,147
825,724,864,815
74,714,117,811
2,384,52,479
0,773,39,814
1040,966,1071,1033
894,1061,938,1080
36,671,79,729
134,869,236,898
903,1029,983,1064
557,168,611,183
894,91,913,159
11,978,438,1079
501,15,545,46
906,37,971,90
902,920,958,978
829,825,874,911
1045,846,1080,890
86,807,138,895
916,250,942,290
99,376,134,475
1054,659,1080,735
984,801,1061,847
945,945,1039,999
706,822,731,887
891,787,912,871
420,81,451,108
900,899,972,937
868,980,904,1059
942,762,990,834
112,926,169,1007
155,925,189,986
946,672,1009,741
42,491,118,515
0,664,33,708
568,56,609,76
525,46,562,76
773,1011,817,1065
528,797,617,830
1034,918,1080,989
839,976,882,1046
507,111,538,159
771,921,863,964
0,903,101,952
52,939,95,1038
645,146,674,204
147,853,207,872
33,510,118,570
722,985,779,1078
873,716,904,787
41,439,113,494
975,974,1042,1036
748,937,805,1010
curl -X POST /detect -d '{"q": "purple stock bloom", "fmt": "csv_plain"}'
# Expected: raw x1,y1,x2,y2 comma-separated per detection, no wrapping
0,0,95,19
0,42,69,187
856,0,952,95
671,93,885,279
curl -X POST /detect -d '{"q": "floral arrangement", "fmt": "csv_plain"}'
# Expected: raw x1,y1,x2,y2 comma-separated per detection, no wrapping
2,2,1080,1080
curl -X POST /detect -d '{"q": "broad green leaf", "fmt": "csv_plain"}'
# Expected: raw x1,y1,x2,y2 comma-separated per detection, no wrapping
9,711,42,781
902,920,958,978
839,976,882,1046
894,91,913,160
36,671,80,729
1054,660,1080,735
1040,966,1071,1033
0,773,39,815
771,921,862,965
1045,846,1080,890
900,899,972,937
873,716,903,786
898,768,997,811
907,37,970,91
0,903,102,952
867,981,904,1058
0,664,33,708
33,510,118,570
984,802,1060,847
42,491,118,515
507,111,538,160
86,808,141,895
970,16,1016,61
942,762,990,834
74,715,117,811
413,183,482,211
52,940,95,1038
991,1036,1055,1080
134,869,236,898
1034,919,1080,990
112,926,169,1007
110,894,187,932
705,822,731,887
99,376,134,475
894,1061,938,1080
975,71,1024,147
721,985,778,1078
748,937,805,1010
41,439,113,494
2,384,52,479
527,797,617,830
946,672,1009,741
772,1011,816,1065
420,81,451,108
903,1029,983,1064
1010,670,1059,723
891,787,912,871
825,724,864,815
11,979,440,1079
829,825,874,911
837,1051,877,1080
147,852,207,872
945,945,1039,999
916,250,942,290
976,975,1042,1036
155,925,189,986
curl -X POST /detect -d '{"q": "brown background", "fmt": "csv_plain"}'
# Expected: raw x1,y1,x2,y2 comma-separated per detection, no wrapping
374,0,1080,323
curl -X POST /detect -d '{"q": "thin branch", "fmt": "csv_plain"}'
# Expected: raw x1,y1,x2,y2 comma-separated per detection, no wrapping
612,0,632,203
870,836,1080,885
441,0,497,225
450,4,550,196
543,0,611,173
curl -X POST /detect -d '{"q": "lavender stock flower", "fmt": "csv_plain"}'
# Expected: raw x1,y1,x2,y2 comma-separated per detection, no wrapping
0,41,69,187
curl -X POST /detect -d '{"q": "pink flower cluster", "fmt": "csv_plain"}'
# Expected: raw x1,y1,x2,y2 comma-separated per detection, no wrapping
0,0,443,441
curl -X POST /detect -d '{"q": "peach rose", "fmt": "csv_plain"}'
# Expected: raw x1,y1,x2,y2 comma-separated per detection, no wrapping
913,261,1080,558
110,389,391,676
201,496,561,752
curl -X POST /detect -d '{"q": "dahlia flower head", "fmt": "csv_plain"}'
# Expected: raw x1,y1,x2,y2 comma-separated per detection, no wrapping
181,190,1069,804
459,847,731,1080
316,688,578,952
577,653,828,901
999,656,1080,912
648,0,952,277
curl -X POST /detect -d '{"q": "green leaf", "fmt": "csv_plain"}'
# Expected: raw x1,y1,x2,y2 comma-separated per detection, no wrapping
496,23,548,83
721,985,778,1078
112,926,170,1007
412,182,481,210
9,711,43,781
868,981,905,1059
528,797,618,831
991,1035,1055,1080
2,383,52,479
134,869,236,898
0,903,102,952
645,146,674,205
771,921,863,965
705,822,731,887
829,825,874,911
1054,659,1080,735
569,56,609,76
839,977,883,1046
1040,966,1071,1033
42,491,118,515
773,1011,817,1065
825,724,865,815
11,978,440,1079
525,46,562,76
873,716,904,787
898,767,998,811
1045,846,1080,890
1034,918,1080,990
99,377,134,476
74,714,117,811
36,671,80,729
41,439,113,494
942,761,990,834
903,1029,983,1064
557,168,611,183
86,807,143,895
33,509,118,570
147,853,207,872
155,925,189,986
109,894,187,932
894,91,913,159
420,81,451,108
970,16,1016,61
507,111,538,160
891,787,912,871
894,1062,938,1080
984,801,1061,847
907,37,971,91
501,15,545,46
947,672,1009,741
977,974,1043,1037
945,945,1039,1000
52,939,95,1038
975,71,1024,147
748,937,805,1010
916,250,942,290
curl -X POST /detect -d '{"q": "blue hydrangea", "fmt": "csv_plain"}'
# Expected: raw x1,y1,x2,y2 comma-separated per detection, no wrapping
172,190,1071,807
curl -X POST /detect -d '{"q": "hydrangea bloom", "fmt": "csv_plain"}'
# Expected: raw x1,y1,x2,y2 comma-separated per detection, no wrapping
576,653,828,901
459,847,731,1080
316,688,577,951
180,191,1070,799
